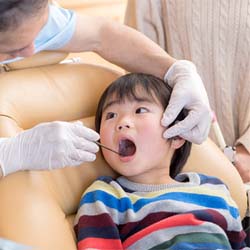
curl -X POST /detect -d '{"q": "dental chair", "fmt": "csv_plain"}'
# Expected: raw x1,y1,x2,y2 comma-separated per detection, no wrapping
0,52,247,250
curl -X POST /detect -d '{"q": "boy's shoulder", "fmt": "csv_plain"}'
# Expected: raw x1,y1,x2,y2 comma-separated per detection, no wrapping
82,176,125,202
96,175,114,183
86,176,119,192
177,172,228,187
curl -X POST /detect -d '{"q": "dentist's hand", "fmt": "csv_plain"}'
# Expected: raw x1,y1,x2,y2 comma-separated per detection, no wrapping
162,60,212,144
0,121,99,176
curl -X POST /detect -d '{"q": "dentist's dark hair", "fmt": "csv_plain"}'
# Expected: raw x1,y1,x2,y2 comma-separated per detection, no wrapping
95,73,192,178
0,0,47,32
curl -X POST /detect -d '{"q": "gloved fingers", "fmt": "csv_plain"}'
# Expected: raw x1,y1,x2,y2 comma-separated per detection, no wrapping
66,159,84,167
161,95,186,127
73,120,83,126
73,138,99,153
163,109,212,144
179,118,211,144
182,111,212,144
163,109,205,140
69,149,97,163
72,121,100,141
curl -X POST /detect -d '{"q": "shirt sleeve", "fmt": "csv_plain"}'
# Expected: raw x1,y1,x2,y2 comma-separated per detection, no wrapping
34,4,76,52
74,180,123,250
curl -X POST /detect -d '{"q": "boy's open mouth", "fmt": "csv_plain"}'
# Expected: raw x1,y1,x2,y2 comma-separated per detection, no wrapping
118,139,136,157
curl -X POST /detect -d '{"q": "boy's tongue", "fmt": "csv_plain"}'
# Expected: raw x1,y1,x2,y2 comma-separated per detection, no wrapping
119,139,136,157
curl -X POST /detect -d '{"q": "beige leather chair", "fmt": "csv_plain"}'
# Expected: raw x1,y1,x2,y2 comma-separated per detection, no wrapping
0,54,247,250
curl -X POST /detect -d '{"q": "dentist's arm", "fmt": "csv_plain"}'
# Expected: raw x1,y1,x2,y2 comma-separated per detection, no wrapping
61,15,175,79
0,121,99,177
61,16,211,144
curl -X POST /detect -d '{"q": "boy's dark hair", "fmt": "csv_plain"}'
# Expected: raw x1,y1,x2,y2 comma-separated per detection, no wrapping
0,0,47,32
95,73,192,178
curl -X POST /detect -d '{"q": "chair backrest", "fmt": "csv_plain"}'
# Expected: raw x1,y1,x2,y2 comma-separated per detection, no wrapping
0,61,247,250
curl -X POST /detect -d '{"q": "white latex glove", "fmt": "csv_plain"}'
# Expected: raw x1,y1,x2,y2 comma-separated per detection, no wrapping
162,60,212,144
0,121,100,176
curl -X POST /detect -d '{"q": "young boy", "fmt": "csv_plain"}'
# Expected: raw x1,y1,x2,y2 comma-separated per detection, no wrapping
74,73,246,250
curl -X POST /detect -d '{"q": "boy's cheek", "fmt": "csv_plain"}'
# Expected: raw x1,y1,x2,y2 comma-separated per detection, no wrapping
100,125,111,142
100,134,110,146
140,123,164,137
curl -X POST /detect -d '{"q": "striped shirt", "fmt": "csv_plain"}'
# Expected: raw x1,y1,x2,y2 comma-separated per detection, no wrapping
74,172,246,250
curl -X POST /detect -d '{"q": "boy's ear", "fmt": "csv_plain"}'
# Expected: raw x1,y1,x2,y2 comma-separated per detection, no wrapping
170,136,186,149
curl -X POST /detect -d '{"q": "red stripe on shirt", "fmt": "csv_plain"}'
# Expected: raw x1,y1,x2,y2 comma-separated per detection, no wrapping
123,213,203,249
78,237,123,250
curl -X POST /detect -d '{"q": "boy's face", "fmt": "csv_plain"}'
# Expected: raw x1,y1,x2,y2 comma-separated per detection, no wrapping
100,87,176,184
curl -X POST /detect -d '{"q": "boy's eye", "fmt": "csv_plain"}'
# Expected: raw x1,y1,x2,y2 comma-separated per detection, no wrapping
105,112,117,120
136,107,148,114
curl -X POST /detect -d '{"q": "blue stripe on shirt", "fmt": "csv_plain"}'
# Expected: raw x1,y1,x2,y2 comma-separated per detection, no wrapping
80,188,239,218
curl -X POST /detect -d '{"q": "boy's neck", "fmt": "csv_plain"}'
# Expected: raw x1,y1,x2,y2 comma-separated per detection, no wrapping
126,174,177,185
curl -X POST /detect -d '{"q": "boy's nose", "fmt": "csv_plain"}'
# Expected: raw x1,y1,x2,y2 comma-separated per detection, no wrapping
117,124,130,130
116,115,133,131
